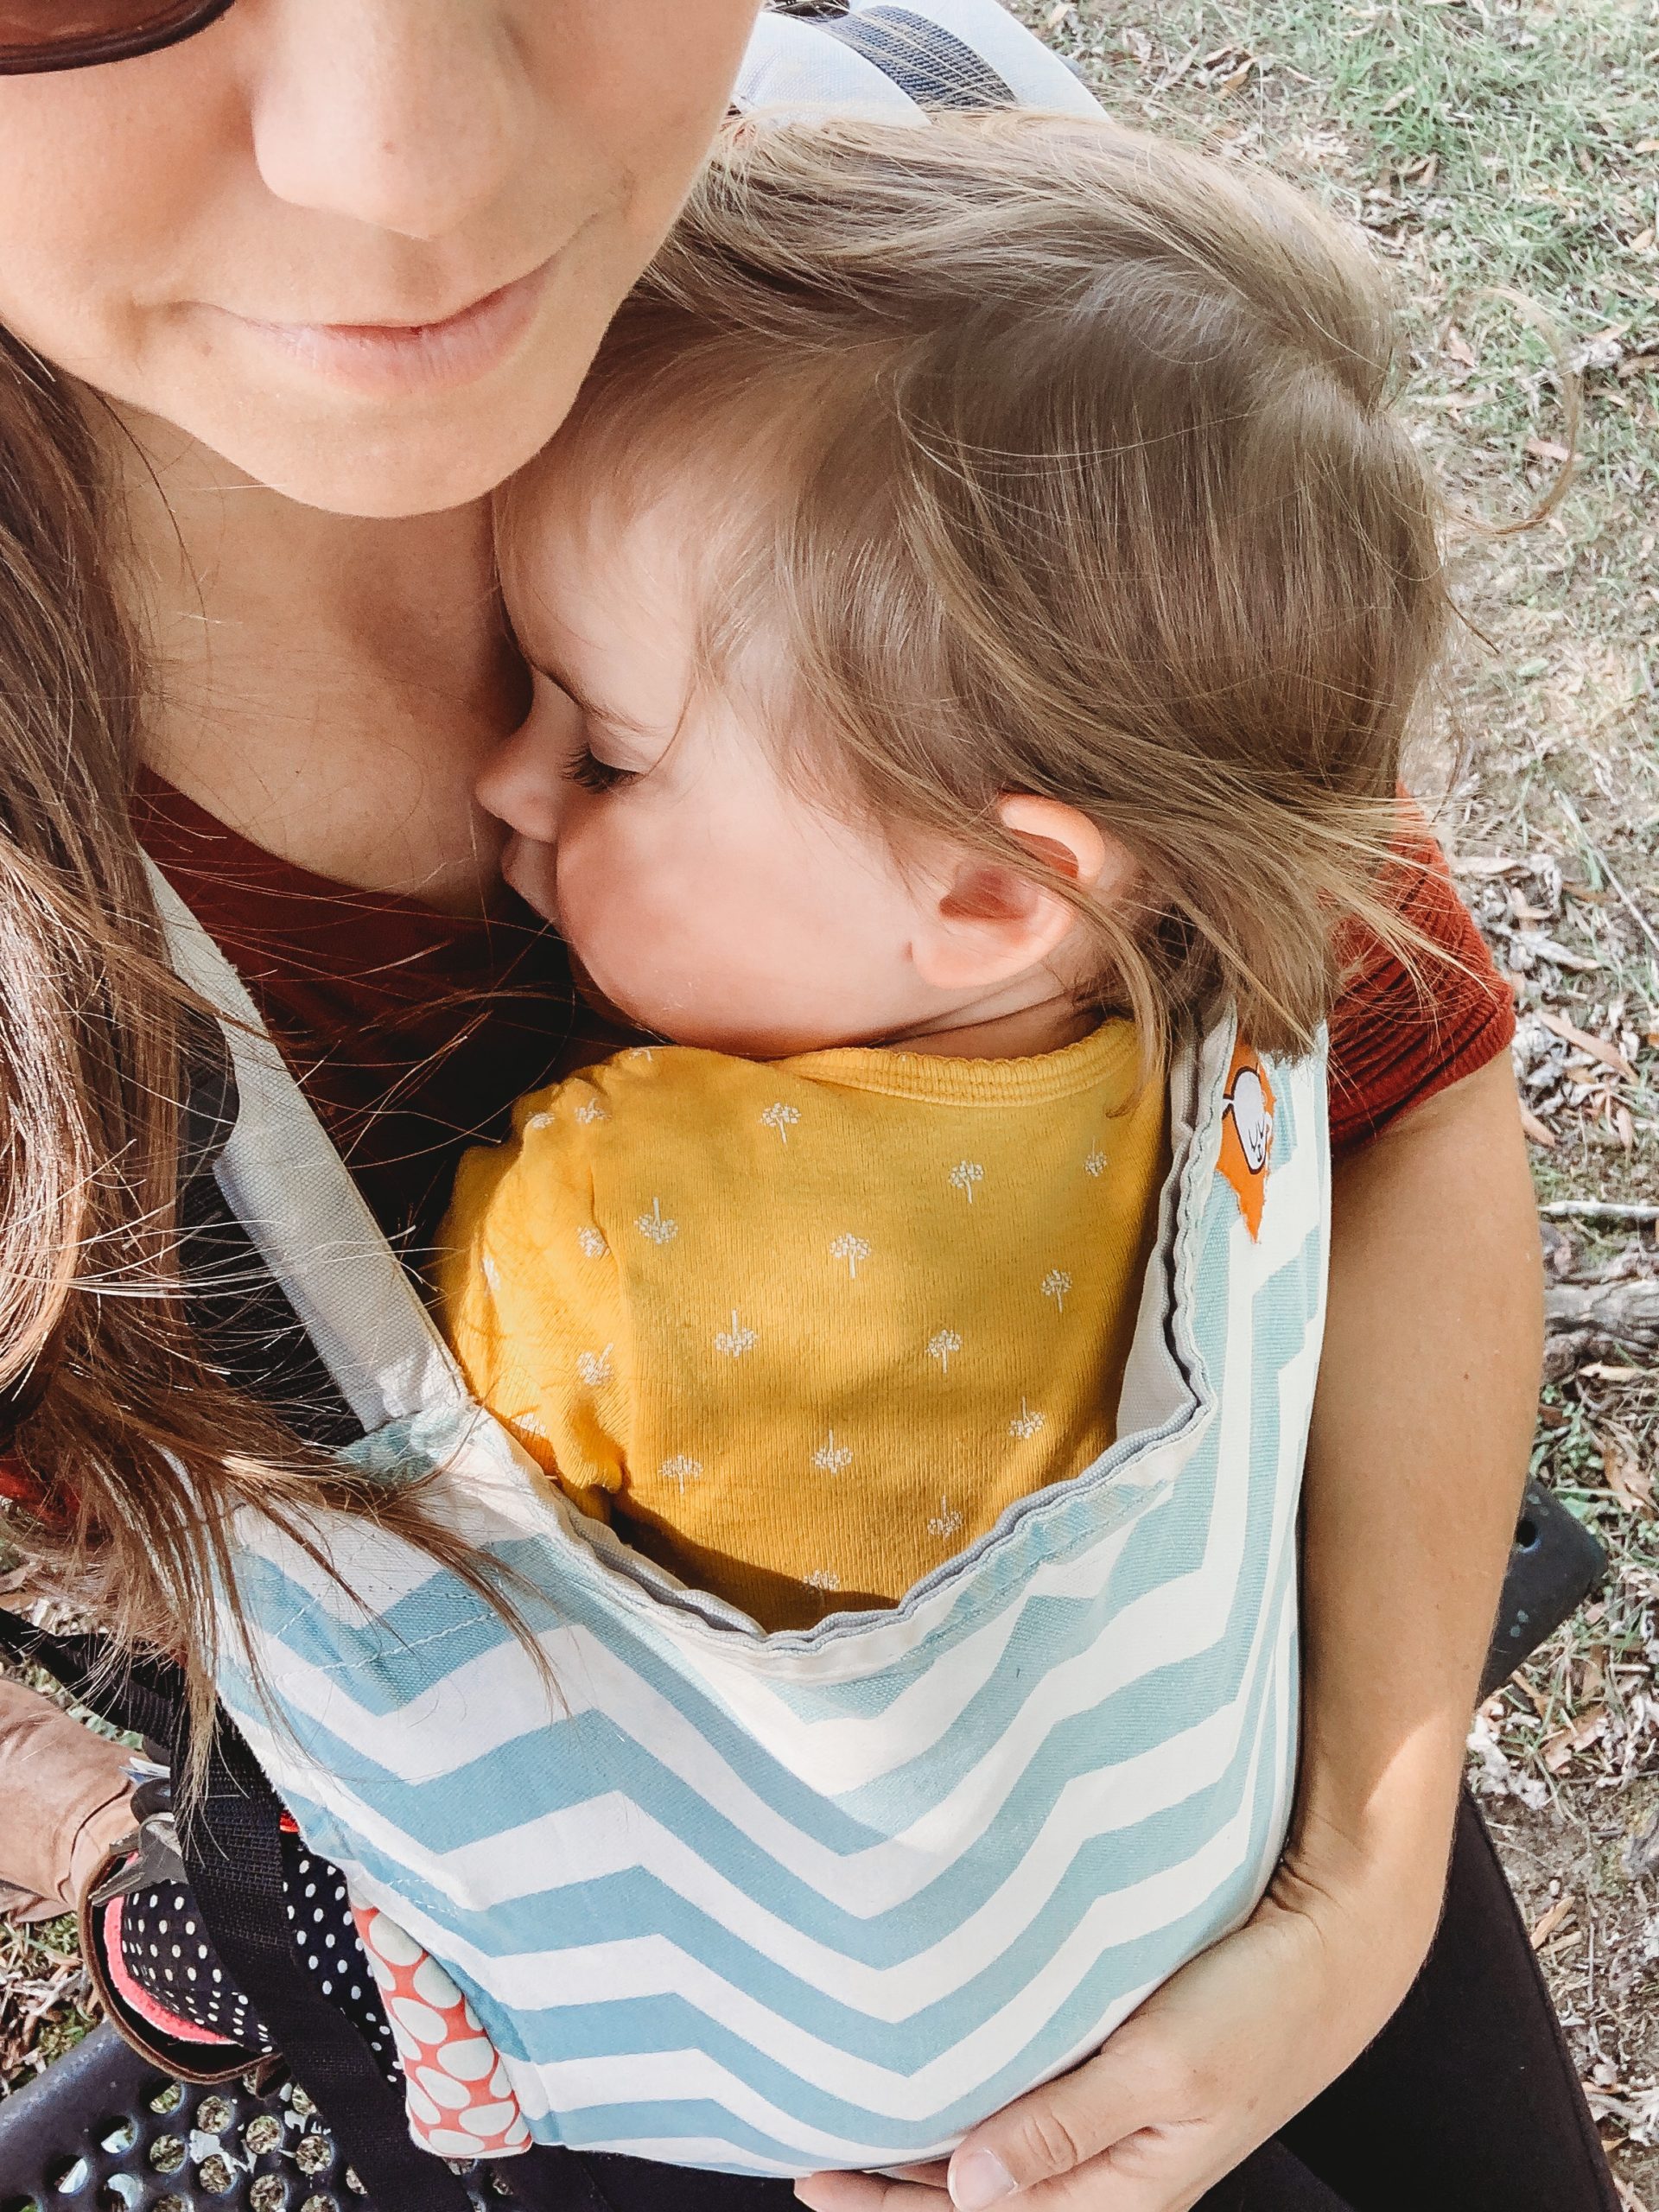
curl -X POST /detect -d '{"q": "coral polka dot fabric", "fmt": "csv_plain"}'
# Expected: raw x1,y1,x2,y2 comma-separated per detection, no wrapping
353,1902,531,2159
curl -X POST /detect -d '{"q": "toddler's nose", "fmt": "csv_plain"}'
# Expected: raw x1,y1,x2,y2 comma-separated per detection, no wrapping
475,722,565,844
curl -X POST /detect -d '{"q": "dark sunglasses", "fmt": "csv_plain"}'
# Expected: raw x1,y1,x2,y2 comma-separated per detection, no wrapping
0,0,234,74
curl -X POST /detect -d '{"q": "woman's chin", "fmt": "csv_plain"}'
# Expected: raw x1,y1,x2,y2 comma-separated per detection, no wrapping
157,364,592,520
248,411,564,519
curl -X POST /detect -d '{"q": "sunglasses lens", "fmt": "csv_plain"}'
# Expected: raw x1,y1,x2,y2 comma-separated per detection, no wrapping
0,0,222,69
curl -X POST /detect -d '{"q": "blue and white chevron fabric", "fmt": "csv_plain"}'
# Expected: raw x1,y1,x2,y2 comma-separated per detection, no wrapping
149,861,1329,2180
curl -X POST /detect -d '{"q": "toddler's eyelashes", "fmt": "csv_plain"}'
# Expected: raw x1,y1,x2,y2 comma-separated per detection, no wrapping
565,746,636,794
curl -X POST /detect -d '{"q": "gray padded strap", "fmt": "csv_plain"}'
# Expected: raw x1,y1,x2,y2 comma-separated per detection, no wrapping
148,861,463,1433
737,0,1103,122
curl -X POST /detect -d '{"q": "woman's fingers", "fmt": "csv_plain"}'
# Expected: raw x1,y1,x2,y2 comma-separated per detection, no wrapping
946,2033,1190,2206
793,2068,1205,2212
795,2172,944,2210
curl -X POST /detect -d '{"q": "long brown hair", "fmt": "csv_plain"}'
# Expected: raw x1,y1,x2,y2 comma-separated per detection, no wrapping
0,330,525,1758
543,111,1452,1059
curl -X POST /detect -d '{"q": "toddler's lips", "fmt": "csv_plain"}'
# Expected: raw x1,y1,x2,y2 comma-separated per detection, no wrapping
501,834,560,929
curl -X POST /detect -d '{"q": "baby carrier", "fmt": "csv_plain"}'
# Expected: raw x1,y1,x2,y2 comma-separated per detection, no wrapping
137,861,1326,2183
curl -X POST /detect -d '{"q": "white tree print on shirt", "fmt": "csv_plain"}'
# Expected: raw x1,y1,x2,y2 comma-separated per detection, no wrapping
658,1455,703,1493
636,1198,678,1246
526,1110,555,1133
927,1329,963,1376
927,1497,964,1540
1084,1149,1108,1179
1041,1269,1071,1318
760,1102,800,1145
804,1568,842,1593
1009,1400,1046,1441
830,1233,871,1280
574,1096,609,1126
715,1311,759,1358
576,1344,613,1389
812,1430,853,1476
576,1227,609,1260
948,1160,985,1205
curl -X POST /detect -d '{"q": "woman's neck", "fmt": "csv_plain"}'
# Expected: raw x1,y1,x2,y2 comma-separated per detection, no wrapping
107,403,525,916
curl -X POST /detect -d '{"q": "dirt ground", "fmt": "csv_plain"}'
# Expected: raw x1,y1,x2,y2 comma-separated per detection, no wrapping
4,0,1659,2196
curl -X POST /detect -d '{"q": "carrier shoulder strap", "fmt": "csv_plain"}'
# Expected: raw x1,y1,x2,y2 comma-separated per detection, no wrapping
736,0,1103,122
148,861,461,1435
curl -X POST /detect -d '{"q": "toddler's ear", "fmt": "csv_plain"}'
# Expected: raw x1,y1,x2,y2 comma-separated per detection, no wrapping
910,797,1135,994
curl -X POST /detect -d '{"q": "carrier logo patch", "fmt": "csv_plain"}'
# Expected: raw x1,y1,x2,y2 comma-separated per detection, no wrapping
1218,1042,1275,1239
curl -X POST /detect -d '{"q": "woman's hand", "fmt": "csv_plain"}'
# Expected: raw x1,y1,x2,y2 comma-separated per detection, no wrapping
0,1675,133,1919
794,1815,1443,2212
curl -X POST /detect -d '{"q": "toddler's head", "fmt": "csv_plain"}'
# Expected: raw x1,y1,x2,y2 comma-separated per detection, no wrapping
486,111,1447,1061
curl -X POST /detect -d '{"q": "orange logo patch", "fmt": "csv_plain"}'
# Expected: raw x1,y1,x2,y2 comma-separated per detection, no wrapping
1218,1041,1275,1239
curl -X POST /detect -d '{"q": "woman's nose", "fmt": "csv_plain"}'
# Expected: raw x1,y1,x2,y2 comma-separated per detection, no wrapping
250,0,537,240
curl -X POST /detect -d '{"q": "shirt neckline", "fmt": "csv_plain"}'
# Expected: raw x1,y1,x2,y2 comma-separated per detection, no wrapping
777,1017,1142,1108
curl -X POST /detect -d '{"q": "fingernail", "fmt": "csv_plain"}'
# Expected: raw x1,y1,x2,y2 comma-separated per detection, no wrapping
950,2149,1018,2209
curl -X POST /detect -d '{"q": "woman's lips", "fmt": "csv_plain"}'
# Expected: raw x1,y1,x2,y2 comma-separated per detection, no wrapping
227,258,554,397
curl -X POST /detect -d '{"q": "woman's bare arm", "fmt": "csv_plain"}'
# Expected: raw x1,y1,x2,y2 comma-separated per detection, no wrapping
1289,1046,1540,1940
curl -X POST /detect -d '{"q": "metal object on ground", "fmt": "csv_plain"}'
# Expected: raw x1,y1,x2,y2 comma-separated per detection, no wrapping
0,2025,498,2212
1482,1479,1608,1700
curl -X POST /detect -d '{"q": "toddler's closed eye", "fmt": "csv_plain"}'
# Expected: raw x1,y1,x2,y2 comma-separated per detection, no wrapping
565,746,638,794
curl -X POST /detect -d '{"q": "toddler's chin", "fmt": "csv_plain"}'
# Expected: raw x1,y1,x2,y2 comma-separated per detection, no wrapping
567,950,886,1060
564,950,646,1037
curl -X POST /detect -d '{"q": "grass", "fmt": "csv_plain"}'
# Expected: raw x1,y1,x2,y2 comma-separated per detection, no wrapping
1013,0,1659,2191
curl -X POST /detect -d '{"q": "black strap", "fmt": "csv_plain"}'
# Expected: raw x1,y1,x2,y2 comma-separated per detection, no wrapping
178,1706,478,2212
823,4,1018,106
0,1608,178,1745
178,1036,363,1451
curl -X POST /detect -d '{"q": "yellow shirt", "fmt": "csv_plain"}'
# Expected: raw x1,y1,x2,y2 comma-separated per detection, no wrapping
435,1023,1165,1631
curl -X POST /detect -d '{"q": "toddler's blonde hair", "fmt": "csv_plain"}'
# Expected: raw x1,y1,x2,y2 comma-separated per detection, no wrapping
539,110,1452,1059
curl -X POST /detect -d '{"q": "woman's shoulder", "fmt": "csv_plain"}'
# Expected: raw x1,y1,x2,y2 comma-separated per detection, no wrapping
1327,801,1515,1156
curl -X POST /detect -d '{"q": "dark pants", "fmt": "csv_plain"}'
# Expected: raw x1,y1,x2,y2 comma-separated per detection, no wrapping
501,1797,1617,2212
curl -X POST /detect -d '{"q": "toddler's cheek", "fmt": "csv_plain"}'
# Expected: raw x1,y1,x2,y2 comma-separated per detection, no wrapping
555,867,673,1014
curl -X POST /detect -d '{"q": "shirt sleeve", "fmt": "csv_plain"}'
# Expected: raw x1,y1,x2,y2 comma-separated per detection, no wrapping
1326,801,1516,1159
434,1088,630,1522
